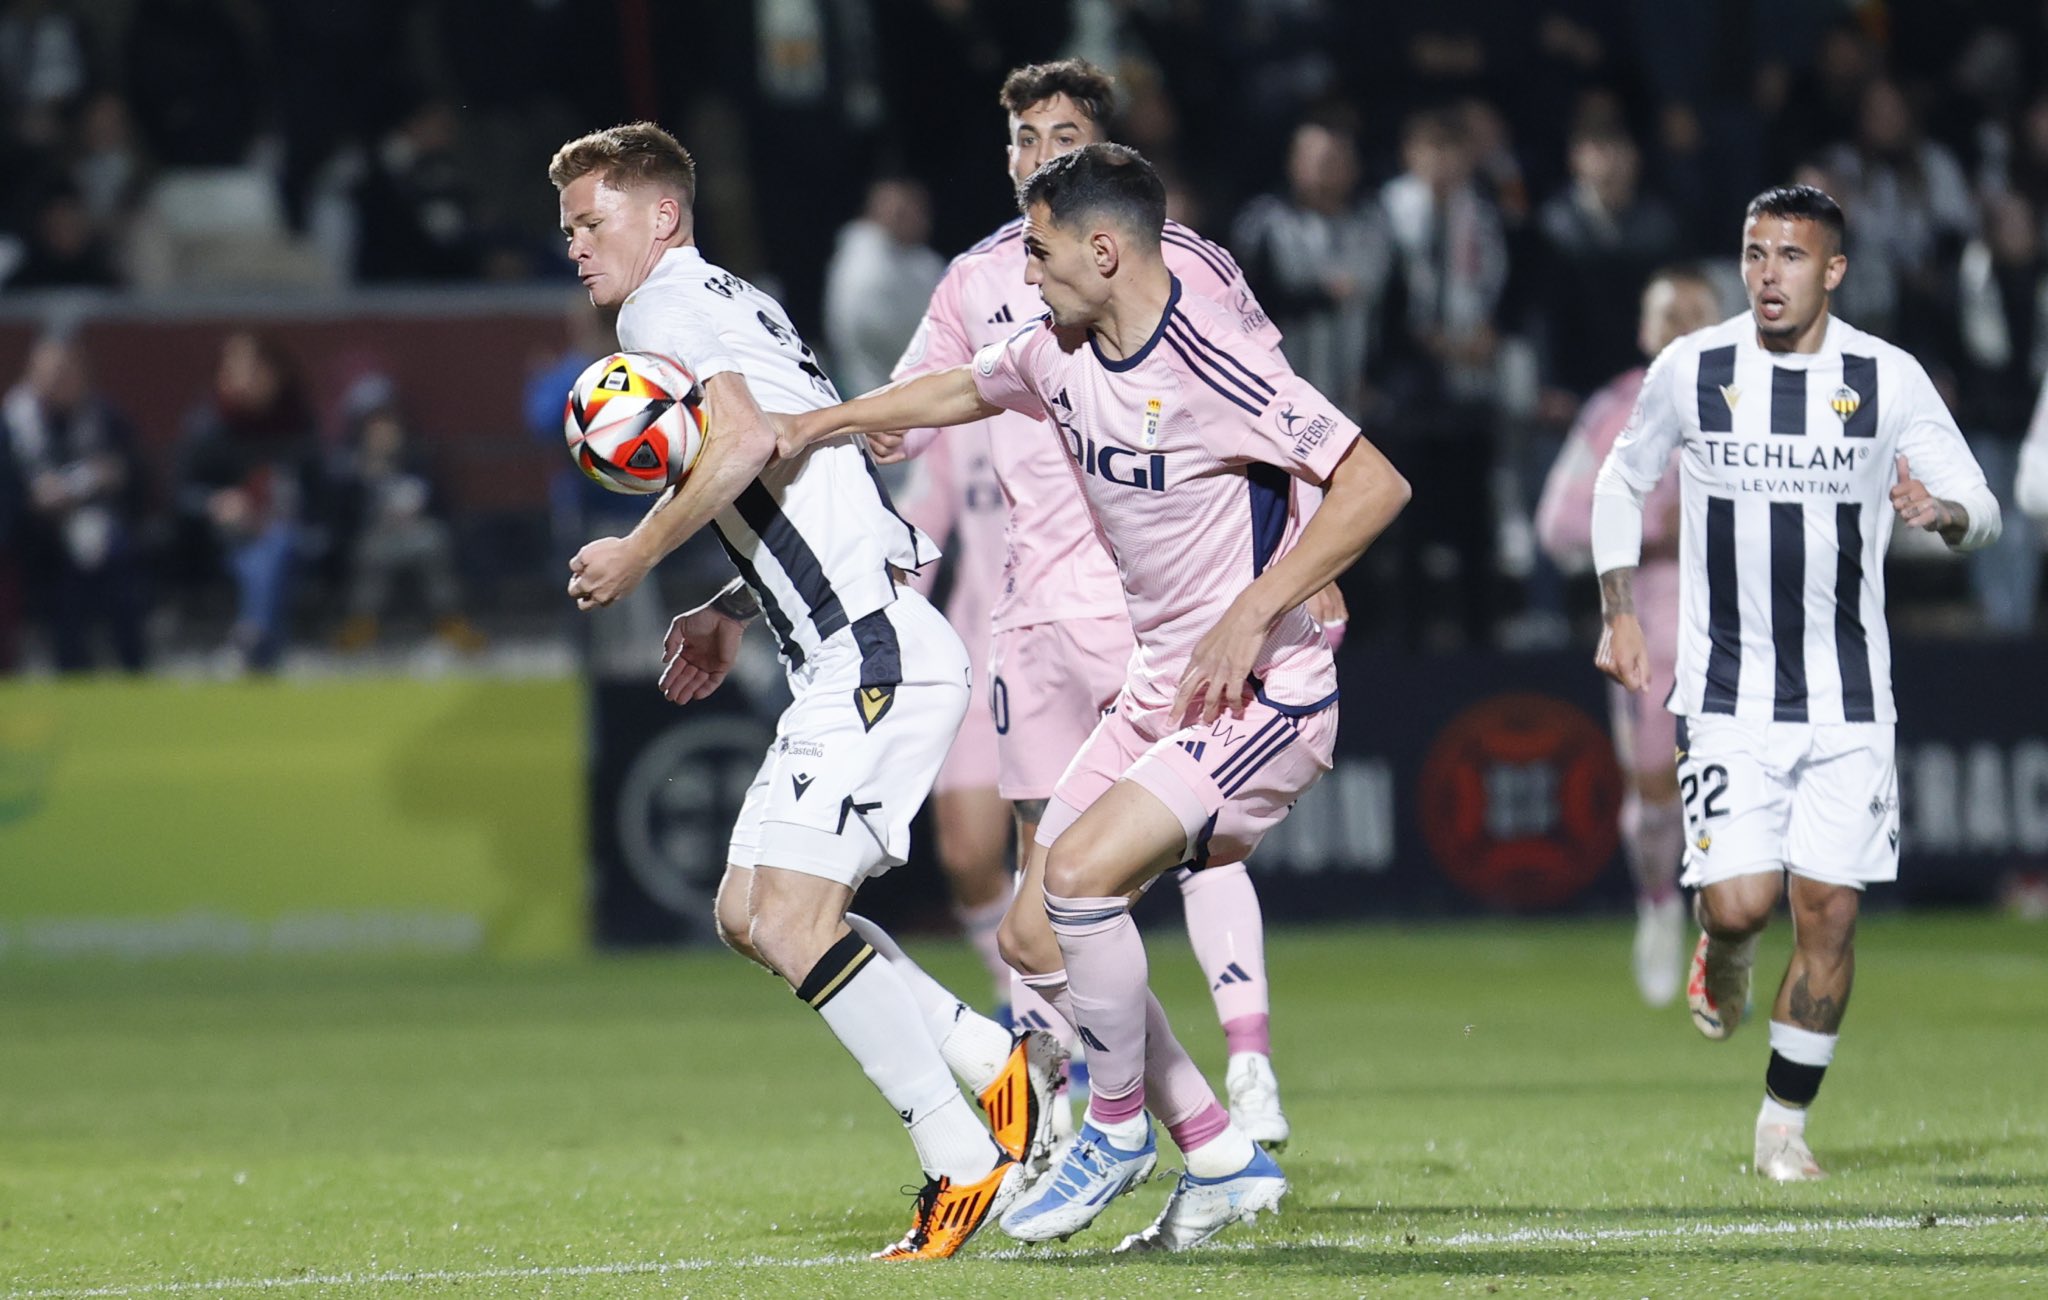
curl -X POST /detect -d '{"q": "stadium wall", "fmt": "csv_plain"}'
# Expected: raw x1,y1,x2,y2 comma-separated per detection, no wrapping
0,678,585,960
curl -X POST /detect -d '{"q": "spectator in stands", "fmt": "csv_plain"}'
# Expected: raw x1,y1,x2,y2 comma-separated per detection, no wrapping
822,175,943,398
330,396,483,654
0,0,97,148
0,329,149,670
1374,106,1510,647
1535,117,1682,400
1822,77,1978,359
8,180,119,288
353,97,484,283
1950,190,2046,633
1233,117,1388,420
175,331,322,673
122,0,262,169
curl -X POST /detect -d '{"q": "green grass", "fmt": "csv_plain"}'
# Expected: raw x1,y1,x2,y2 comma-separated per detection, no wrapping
4,915,2044,1298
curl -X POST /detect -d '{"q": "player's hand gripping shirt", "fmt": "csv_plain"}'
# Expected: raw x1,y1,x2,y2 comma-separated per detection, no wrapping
895,218,1284,633
617,246,937,674
1598,313,1995,725
970,278,1357,717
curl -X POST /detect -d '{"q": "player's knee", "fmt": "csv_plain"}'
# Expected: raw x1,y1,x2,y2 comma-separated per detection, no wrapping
1041,836,1118,901
1698,877,1775,936
746,906,839,984
713,869,761,963
997,903,1059,975
1791,882,1859,953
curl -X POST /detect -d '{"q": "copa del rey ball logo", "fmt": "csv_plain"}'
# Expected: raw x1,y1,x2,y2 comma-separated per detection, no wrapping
1417,693,1622,909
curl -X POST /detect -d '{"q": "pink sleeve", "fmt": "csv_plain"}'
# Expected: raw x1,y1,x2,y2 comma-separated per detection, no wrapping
889,441,956,599
891,269,973,466
969,325,1051,421
1533,429,1600,561
1228,354,1360,482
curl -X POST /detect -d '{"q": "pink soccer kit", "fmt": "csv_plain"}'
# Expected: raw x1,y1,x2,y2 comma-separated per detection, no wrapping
891,423,1005,794
895,219,1286,797
969,276,1360,1130
1534,367,1681,777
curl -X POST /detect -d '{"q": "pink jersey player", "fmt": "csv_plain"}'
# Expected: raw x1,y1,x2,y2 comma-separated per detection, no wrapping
892,424,1006,795
1536,366,1682,772
895,217,1287,798
972,279,1353,866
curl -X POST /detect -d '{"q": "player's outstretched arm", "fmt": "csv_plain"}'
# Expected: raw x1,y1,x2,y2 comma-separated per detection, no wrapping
657,578,756,705
569,373,778,610
1593,566,1649,692
1174,437,1410,725
775,366,1000,460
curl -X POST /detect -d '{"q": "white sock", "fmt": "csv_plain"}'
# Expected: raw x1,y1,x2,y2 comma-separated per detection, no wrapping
802,933,997,1182
844,913,1012,1091
1758,1095,1808,1130
1182,1123,1258,1179
1768,1020,1838,1066
1087,1108,1150,1151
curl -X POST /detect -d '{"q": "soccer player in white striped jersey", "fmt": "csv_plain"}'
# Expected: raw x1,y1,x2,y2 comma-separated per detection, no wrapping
552,122,1058,1259
1592,185,2001,1182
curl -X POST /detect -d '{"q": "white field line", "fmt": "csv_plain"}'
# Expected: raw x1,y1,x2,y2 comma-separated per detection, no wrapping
7,1210,2041,1298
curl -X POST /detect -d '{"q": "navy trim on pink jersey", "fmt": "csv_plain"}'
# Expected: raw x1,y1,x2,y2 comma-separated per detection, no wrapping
1091,275,1182,372
1162,221,1235,282
1163,315,1270,416
967,217,1025,256
1169,309,1275,399
1248,678,1340,717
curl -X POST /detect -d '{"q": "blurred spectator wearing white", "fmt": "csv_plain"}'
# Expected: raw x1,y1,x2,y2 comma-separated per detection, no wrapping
330,397,483,654
822,176,942,398
1950,191,2046,633
1,330,150,671
1232,119,1387,420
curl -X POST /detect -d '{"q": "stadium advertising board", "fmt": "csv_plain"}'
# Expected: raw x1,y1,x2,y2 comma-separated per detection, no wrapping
0,679,583,960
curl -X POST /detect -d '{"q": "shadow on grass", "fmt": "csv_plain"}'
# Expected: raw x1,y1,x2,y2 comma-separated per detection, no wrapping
1005,1243,2048,1279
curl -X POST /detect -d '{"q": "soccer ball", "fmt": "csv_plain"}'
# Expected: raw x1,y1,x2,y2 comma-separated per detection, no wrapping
564,351,707,495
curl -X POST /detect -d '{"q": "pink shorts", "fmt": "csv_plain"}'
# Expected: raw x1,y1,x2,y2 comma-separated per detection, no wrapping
989,614,1135,801
933,674,1000,794
1037,692,1338,868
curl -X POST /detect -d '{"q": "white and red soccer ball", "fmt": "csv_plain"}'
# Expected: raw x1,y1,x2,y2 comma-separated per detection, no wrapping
563,351,707,495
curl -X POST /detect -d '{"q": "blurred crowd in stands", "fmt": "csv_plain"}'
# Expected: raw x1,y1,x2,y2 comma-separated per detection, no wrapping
4,0,2048,673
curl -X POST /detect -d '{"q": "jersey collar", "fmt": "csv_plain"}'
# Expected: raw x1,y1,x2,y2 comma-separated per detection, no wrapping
1090,275,1182,373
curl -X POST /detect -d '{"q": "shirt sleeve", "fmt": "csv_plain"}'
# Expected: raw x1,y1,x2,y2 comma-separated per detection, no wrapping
968,324,1050,422
1598,341,1686,495
1895,356,2001,550
892,265,975,381
617,294,742,384
1216,338,1360,482
2018,379,2048,520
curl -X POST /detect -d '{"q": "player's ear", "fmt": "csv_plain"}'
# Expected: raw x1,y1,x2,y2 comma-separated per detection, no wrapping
1823,251,1847,293
654,195,681,241
1092,229,1119,277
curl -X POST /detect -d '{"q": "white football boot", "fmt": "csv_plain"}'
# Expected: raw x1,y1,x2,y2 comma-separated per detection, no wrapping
1633,894,1686,1007
1224,1052,1291,1151
1116,1145,1288,1252
1754,1122,1826,1181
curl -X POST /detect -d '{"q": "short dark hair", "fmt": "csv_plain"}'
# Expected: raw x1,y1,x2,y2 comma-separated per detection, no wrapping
549,122,696,207
1017,143,1165,251
1744,184,1845,249
999,59,1116,127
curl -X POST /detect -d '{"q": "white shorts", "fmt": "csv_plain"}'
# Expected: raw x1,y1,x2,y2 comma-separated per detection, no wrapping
726,592,970,888
1676,715,1899,891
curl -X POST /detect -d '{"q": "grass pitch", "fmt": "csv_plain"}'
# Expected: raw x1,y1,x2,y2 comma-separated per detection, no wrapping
4,914,2044,1298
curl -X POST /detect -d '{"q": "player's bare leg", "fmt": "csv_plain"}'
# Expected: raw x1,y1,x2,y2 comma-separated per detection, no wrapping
1622,764,1686,1006
713,864,767,968
747,865,1020,1257
931,785,1015,1010
1689,870,1778,1039
1753,874,1857,1182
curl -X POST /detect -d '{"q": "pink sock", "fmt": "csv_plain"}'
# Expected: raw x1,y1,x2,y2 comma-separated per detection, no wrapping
955,895,1011,1005
1045,890,1150,1125
1011,968,1078,1046
1620,792,1684,903
1179,864,1271,1049
1143,992,1229,1151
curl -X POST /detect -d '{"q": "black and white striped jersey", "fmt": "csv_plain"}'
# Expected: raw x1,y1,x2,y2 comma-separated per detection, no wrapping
617,246,938,676
1598,313,1994,725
